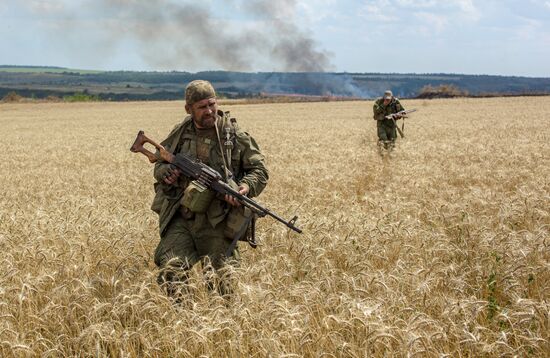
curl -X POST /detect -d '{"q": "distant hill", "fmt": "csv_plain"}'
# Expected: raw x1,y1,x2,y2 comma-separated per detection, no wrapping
1,66,549,101
0,65,102,74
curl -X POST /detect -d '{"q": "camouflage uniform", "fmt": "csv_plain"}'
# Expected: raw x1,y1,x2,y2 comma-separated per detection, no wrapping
151,82,268,298
373,94,404,149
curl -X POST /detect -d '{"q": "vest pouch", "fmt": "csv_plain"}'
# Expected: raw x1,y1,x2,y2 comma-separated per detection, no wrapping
224,206,253,240
182,180,215,213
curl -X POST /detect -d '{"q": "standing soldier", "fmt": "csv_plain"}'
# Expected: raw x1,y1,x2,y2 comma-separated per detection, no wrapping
373,90,405,151
151,80,269,300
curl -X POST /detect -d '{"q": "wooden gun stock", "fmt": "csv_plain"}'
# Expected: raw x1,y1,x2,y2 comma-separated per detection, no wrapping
130,130,175,163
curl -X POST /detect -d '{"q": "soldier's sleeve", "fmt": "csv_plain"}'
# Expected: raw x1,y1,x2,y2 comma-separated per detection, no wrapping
236,131,269,198
373,99,384,115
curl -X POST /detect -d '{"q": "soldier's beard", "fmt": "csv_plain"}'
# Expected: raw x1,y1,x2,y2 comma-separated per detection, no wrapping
194,113,216,129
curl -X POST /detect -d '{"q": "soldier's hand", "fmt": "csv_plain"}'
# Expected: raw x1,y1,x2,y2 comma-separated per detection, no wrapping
163,166,182,185
225,183,249,207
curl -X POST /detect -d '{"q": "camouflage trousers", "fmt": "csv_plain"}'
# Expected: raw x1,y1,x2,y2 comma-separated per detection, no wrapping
154,211,240,299
377,120,397,143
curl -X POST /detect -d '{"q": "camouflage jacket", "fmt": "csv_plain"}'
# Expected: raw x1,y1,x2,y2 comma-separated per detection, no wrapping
151,110,269,235
373,97,404,125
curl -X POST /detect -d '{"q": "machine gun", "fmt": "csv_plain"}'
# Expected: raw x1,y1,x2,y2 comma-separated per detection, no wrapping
130,130,302,235
384,108,417,120
384,109,417,138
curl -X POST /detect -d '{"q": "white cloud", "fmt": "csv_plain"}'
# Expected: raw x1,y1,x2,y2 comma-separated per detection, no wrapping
359,0,395,22
454,0,480,21
297,0,339,24
395,0,439,7
544,1,550,10
360,0,481,23
28,0,67,14
414,11,449,33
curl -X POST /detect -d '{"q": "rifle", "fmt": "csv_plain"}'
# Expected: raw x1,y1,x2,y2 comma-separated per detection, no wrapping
384,108,417,120
130,130,302,234
384,109,417,138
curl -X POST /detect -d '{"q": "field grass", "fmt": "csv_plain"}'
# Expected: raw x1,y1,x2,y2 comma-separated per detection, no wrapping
0,97,548,357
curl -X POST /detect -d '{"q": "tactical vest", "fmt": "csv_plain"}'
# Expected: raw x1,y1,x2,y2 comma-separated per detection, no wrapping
168,110,240,179
374,98,402,124
389,99,401,114
152,110,244,233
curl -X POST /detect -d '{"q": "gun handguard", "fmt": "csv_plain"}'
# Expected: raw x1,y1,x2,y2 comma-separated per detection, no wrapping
130,130,302,234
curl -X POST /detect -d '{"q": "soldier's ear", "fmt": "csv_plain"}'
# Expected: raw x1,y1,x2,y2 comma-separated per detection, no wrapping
185,104,191,114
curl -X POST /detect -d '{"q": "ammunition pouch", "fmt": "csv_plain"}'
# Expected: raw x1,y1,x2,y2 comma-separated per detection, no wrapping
181,180,215,213
224,206,255,243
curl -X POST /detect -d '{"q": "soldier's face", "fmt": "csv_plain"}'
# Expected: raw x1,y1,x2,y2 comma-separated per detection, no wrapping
187,97,218,128
383,98,391,105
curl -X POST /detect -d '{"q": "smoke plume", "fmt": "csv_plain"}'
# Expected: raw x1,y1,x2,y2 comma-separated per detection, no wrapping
82,0,333,72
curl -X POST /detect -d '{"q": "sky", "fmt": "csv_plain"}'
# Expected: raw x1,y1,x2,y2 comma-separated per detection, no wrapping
1,0,549,77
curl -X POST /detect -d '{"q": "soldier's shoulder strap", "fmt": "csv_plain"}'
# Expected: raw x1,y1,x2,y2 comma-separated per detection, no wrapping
163,116,193,153
166,115,193,136
391,98,402,112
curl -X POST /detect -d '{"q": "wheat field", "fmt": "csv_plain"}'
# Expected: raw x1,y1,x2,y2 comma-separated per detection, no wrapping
0,97,548,357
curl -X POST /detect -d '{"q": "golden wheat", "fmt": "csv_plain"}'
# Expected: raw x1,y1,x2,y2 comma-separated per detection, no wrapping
0,97,548,357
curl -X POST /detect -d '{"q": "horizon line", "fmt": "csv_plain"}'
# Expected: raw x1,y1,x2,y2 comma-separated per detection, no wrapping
1,64,548,79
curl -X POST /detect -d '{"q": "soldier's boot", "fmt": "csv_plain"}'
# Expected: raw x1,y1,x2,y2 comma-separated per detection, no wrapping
377,140,386,157
157,263,191,305
203,257,236,300
381,140,391,150
205,276,234,298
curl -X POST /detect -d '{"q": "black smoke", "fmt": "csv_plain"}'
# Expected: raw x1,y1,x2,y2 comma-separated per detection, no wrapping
83,0,333,72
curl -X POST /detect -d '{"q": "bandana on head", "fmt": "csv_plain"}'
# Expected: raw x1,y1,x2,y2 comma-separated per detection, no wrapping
185,80,216,105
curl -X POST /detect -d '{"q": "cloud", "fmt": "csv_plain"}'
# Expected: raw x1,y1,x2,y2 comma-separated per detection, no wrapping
414,12,449,34
395,0,439,7
454,0,480,21
359,0,395,22
27,0,67,14
360,0,481,23
296,0,339,23
357,0,484,43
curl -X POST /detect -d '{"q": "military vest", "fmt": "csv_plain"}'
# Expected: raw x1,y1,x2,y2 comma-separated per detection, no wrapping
170,111,241,181
374,98,403,124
